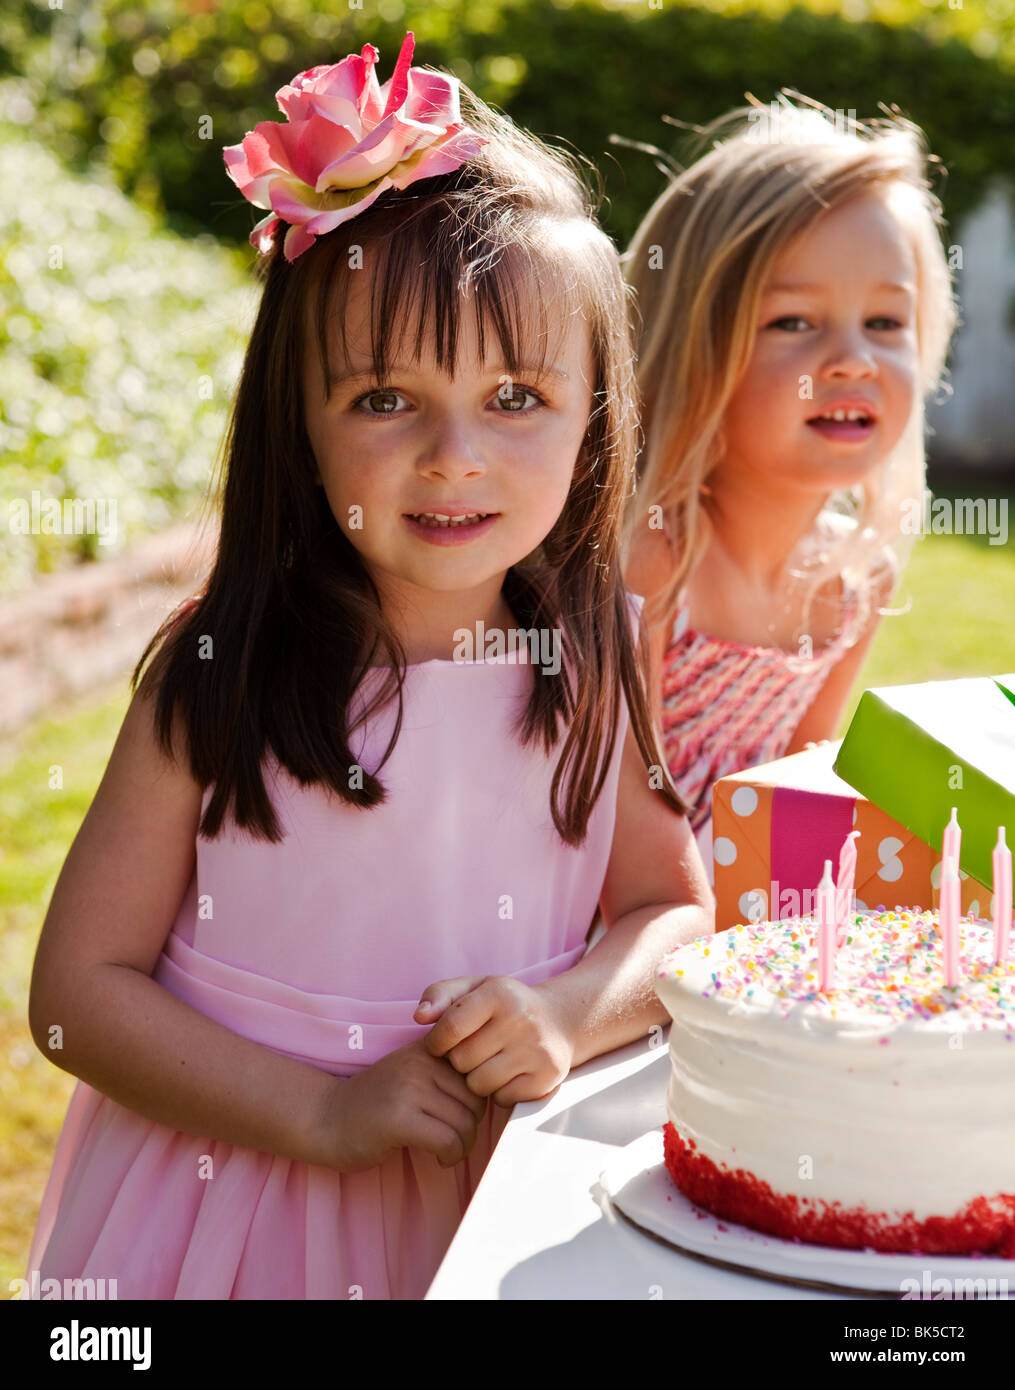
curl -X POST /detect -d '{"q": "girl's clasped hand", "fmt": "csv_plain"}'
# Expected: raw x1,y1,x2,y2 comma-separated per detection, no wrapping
318,1039,487,1173
328,976,573,1172
417,974,575,1104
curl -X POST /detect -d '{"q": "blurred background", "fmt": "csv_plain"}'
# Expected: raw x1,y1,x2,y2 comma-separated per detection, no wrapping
1,0,1014,1289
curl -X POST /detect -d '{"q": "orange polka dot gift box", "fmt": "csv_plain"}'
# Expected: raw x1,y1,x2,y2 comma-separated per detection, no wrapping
711,742,991,933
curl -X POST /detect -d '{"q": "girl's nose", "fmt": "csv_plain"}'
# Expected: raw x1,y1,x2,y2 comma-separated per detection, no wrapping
820,327,878,378
416,415,487,479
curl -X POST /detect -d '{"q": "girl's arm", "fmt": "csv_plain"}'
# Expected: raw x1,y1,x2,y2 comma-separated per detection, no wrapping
621,522,680,734
28,687,341,1168
532,717,714,1070
785,557,898,753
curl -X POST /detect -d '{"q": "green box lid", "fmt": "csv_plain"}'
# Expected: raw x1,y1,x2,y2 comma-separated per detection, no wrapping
834,674,1015,890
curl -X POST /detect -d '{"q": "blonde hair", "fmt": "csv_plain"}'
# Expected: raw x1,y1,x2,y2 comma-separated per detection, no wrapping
620,92,959,639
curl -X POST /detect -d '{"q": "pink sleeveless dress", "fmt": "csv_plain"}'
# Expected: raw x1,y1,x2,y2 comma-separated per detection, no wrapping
26,595,641,1300
661,587,859,881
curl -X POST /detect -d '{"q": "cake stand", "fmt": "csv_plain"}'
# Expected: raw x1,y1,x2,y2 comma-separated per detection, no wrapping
601,1131,1015,1297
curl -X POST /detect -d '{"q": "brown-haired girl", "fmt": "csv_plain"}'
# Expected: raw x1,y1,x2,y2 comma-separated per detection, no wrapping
26,34,710,1300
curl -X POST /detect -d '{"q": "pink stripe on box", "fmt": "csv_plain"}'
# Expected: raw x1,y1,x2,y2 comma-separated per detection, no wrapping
771,786,856,908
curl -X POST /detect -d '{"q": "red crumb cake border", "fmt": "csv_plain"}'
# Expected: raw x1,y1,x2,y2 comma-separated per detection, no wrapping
663,1123,1015,1257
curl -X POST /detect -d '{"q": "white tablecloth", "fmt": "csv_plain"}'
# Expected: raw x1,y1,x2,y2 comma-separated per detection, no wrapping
425,1031,855,1300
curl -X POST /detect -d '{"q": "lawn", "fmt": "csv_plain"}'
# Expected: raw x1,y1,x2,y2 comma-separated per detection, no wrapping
0,677,130,1293
1,523,1013,1290
843,518,1015,713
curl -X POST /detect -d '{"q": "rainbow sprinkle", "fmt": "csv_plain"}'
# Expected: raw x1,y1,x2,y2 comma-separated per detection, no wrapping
658,909,1015,1030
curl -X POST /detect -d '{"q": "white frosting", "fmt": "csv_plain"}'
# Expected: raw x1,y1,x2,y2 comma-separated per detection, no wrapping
655,910,1015,1220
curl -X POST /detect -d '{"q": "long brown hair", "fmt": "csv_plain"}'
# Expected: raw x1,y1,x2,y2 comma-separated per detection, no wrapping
133,88,688,846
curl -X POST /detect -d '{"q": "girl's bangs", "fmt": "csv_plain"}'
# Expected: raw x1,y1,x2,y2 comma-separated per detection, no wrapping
305,207,584,395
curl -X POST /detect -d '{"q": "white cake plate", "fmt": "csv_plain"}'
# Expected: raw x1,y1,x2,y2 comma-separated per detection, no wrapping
600,1132,1015,1296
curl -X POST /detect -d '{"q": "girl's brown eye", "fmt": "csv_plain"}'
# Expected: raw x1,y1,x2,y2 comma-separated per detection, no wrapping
496,384,544,412
767,316,810,332
355,389,401,414
497,385,527,411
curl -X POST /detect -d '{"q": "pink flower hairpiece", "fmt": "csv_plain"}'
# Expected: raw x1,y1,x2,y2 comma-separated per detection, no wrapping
223,31,488,263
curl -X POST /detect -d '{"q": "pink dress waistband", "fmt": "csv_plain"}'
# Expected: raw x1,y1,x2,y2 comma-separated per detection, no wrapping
154,931,588,1075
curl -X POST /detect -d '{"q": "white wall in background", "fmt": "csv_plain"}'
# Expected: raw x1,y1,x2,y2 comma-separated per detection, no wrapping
926,178,1015,469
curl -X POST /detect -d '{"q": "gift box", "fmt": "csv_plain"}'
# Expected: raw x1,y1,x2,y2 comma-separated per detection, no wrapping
712,743,991,932
834,674,1015,892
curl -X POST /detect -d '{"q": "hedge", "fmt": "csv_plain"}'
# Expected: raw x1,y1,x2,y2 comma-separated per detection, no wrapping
1,0,1012,250
0,125,250,592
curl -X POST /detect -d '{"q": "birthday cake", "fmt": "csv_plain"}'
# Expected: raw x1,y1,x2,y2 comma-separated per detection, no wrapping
655,907,1015,1255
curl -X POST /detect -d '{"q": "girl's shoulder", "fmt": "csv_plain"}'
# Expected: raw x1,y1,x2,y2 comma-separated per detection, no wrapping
623,523,680,624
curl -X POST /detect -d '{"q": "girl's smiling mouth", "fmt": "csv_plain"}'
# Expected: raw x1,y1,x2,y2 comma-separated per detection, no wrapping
403,512,500,543
805,399,878,442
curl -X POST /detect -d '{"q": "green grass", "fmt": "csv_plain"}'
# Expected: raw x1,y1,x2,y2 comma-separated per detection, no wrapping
1,524,1011,1289
841,524,1015,729
0,679,130,1295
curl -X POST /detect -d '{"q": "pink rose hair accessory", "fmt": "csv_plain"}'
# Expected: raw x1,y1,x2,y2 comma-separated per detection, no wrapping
223,30,489,262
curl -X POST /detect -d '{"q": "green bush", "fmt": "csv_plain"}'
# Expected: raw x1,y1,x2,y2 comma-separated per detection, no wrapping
1,0,1012,249
0,124,251,592
502,1,1015,245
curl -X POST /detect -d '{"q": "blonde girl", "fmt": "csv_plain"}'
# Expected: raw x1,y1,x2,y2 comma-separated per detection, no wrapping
621,95,957,875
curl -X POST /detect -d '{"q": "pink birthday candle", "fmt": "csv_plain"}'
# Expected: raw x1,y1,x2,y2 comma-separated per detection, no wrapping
994,828,1012,966
942,806,961,872
940,861,961,988
817,859,836,993
834,829,861,947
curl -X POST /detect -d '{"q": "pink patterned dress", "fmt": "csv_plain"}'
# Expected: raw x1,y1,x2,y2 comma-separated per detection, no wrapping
661,587,859,881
